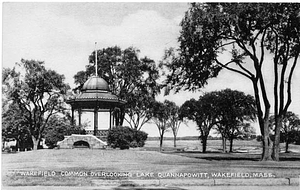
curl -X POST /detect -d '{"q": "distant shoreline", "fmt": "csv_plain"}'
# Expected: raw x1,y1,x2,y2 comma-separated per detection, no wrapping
147,136,199,141
147,136,258,141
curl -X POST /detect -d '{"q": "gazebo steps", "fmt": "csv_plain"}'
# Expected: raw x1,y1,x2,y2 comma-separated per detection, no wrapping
57,134,107,149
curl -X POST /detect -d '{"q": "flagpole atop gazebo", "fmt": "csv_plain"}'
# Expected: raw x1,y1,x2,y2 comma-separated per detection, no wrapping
95,42,98,77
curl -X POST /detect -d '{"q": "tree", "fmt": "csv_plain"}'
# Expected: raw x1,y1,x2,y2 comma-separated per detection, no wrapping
124,91,156,131
44,115,68,149
43,115,85,148
74,46,160,127
215,89,257,152
237,123,256,140
3,59,70,150
2,102,32,151
2,68,32,151
167,101,183,148
270,111,300,153
151,100,172,151
180,92,219,153
161,3,300,161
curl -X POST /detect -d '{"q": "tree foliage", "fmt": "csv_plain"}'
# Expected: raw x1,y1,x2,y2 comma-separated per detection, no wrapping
161,3,300,161
74,46,160,127
3,59,70,150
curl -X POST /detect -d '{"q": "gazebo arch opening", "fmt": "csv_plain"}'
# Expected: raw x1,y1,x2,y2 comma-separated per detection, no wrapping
73,140,90,148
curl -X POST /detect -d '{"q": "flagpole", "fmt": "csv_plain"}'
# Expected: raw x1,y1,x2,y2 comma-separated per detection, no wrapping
95,42,98,77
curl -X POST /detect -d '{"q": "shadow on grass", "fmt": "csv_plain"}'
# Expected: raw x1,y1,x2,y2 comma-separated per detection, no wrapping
113,187,186,190
113,184,186,190
279,153,300,161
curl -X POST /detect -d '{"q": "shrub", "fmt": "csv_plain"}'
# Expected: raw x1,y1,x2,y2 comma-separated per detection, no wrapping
45,130,65,149
2,146,11,153
256,135,263,142
133,130,148,147
107,126,133,149
10,146,17,152
130,140,139,148
107,126,148,149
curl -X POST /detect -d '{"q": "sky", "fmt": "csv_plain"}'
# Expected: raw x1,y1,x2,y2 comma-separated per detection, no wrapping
2,2,300,137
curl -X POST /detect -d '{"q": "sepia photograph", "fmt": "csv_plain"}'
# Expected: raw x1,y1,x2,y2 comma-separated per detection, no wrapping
2,2,300,190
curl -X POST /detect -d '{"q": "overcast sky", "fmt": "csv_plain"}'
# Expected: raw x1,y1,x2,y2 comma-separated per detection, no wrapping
2,2,300,137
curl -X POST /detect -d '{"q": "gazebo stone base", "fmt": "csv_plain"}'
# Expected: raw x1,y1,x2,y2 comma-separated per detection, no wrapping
57,134,107,149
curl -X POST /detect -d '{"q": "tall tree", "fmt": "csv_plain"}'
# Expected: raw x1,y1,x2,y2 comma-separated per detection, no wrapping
161,3,300,161
3,59,70,150
181,92,219,153
74,46,160,126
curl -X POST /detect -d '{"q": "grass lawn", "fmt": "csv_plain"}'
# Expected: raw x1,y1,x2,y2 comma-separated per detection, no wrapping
2,140,300,187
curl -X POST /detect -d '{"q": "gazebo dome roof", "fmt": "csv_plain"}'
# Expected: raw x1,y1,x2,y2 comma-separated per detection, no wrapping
82,76,109,91
66,75,126,110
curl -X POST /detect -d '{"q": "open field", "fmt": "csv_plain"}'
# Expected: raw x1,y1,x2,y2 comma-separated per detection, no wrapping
2,140,300,188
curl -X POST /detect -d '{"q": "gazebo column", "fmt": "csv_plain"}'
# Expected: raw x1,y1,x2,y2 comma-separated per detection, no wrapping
71,107,74,126
109,109,112,130
111,109,115,128
115,108,120,126
78,109,82,126
94,108,98,136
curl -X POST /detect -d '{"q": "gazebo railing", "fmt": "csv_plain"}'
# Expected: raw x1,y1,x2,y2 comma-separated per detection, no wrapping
65,130,109,138
64,130,86,136
86,129,109,137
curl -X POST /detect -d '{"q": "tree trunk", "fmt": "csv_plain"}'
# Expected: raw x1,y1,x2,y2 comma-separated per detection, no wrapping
159,134,164,152
32,136,39,150
262,136,273,161
285,139,289,153
229,138,234,153
173,135,177,148
261,119,273,161
16,139,20,151
272,116,282,161
252,80,273,161
31,135,42,150
222,136,227,153
202,137,207,153
119,108,125,126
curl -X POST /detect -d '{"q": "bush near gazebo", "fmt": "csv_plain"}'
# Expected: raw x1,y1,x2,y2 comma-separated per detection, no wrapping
107,126,148,149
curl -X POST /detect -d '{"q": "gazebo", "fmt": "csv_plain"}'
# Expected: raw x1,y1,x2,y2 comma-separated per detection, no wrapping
60,44,126,148
66,76,126,139
59,76,126,149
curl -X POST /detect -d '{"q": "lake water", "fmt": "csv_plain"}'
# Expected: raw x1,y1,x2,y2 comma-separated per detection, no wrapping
144,139,262,152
